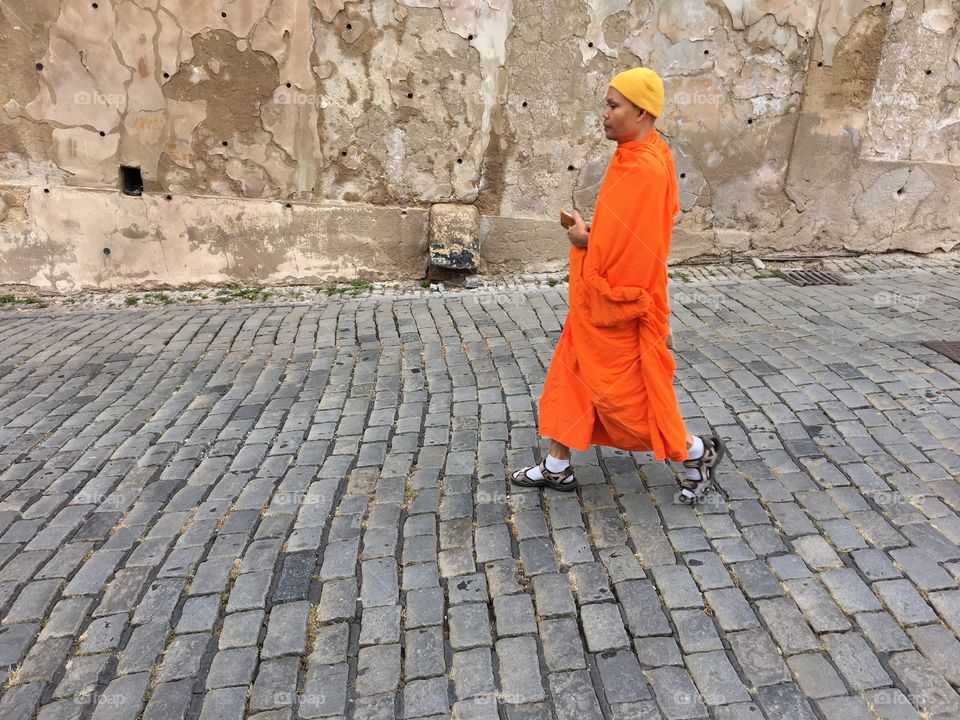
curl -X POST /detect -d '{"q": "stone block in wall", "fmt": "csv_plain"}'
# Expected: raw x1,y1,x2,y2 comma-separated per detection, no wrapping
429,204,480,271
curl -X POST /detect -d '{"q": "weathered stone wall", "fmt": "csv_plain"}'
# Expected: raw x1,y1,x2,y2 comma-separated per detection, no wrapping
1,0,958,290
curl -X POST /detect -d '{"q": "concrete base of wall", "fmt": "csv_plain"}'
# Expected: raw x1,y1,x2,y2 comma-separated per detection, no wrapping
2,174,958,292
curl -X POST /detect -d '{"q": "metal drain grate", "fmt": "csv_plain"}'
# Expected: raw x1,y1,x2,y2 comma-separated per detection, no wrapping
779,270,852,286
922,341,960,364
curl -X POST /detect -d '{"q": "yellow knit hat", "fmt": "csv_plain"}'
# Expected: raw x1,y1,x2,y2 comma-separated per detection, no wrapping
609,67,664,117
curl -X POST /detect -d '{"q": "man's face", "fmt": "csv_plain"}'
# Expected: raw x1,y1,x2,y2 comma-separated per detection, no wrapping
603,87,645,143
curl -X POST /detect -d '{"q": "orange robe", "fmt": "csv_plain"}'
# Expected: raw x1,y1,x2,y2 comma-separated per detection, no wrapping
538,130,688,461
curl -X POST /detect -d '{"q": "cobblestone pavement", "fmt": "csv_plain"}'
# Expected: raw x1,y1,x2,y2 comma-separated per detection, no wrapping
1,263,959,720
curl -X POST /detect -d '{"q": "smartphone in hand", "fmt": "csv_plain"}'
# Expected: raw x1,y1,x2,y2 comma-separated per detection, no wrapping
560,210,576,229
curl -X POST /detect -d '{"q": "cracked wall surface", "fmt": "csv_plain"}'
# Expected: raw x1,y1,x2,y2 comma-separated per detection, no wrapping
1,0,958,288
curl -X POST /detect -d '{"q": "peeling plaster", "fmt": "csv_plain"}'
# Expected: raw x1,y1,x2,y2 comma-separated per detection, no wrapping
1,0,958,287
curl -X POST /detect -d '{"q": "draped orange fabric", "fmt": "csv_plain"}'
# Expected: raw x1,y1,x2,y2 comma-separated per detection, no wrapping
538,129,688,461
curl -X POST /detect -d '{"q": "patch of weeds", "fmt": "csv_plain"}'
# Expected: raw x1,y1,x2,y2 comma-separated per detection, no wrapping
668,270,692,283
859,263,877,273
124,295,140,306
546,278,558,287
420,279,431,288
562,274,569,283
143,292,172,304
216,287,271,302
752,269,784,280
0,294,14,304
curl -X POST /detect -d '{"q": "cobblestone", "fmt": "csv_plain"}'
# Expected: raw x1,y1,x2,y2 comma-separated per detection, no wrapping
1,266,959,718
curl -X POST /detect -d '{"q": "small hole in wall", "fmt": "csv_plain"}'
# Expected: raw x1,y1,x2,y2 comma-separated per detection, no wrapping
36,62,44,71
925,69,932,75
220,11,227,18
680,172,686,179
92,2,99,8
346,23,352,29
103,247,111,255
407,92,413,98
221,140,229,146
285,202,292,209
704,49,709,55
100,130,107,137
401,210,407,216
897,187,905,196
457,158,463,164
341,150,348,156
120,165,144,196
163,72,170,79
817,61,823,67
165,194,173,201
286,82,292,88
747,118,753,124
43,188,50,194
468,34,474,40
522,101,528,107
588,42,594,48
567,165,575,171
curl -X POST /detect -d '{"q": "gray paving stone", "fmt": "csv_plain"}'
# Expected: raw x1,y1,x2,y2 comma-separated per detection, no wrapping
727,627,791,687
404,588,444,628
0,621,39,667
300,662,348,718
907,622,960,686
596,648,650,703
539,617,586,671
497,636,546,704
405,626,445,679
686,650,752,706
141,680,194,720
262,600,310,657
672,609,723,653
219,609,264,648
822,632,892,690
494,593,538,637
198,686,247,720
357,643,402,695
250,656,299,711
873,579,938,625
787,653,847,699
205,646,258,688
783,578,850,633
646,666,708,719
755,683,817,720
451,647,496,699
888,650,960,720
703,588,760,632
581,602,630,652
403,676,449,718
448,603,492,649
617,579,672,637
549,670,604,720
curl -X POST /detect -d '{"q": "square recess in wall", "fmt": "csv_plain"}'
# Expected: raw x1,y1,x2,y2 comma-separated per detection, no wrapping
119,166,143,196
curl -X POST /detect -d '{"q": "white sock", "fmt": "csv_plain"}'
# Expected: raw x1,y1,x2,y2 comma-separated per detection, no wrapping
545,454,570,473
686,436,705,461
685,437,705,483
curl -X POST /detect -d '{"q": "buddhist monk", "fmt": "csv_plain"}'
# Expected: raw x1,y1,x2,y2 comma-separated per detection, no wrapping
510,67,725,503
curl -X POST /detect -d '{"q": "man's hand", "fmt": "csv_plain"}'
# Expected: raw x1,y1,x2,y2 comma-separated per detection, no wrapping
567,211,590,248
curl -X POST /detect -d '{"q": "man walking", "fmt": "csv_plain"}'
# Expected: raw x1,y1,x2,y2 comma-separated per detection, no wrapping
510,67,724,503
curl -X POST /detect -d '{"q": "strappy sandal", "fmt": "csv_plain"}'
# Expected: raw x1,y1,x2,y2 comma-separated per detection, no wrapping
678,435,725,503
510,461,578,492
